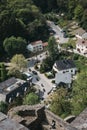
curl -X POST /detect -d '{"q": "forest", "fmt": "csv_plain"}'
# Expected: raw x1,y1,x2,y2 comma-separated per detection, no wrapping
0,0,87,60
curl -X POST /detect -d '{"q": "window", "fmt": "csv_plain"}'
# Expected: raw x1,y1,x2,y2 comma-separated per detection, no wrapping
71,70,73,72
24,87,27,92
9,98,11,103
16,92,19,97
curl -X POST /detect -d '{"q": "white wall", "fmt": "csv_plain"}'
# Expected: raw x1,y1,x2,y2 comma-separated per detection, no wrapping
0,94,6,102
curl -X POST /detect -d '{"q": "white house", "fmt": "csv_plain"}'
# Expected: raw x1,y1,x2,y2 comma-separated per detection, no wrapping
53,59,77,75
27,40,43,52
76,39,87,55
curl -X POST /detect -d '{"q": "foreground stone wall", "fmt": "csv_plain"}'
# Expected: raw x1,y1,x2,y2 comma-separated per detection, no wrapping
8,104,78,130
45,110,77,130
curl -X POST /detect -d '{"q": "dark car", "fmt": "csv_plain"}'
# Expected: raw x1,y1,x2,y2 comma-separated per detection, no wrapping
32,70,37,75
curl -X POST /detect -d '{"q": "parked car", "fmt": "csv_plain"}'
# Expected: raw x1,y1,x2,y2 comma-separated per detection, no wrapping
23,72,32,80
32,70,38,75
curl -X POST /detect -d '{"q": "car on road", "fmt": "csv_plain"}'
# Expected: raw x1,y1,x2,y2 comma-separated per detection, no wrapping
32,70,38,75
23,72,33,80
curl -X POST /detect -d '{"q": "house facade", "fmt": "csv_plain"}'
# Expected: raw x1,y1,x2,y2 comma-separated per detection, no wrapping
76,39,87,55
27,40,43,52
53,59,77,75
0,77,29,103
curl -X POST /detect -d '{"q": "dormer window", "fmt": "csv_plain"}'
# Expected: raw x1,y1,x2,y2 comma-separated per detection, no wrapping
82,41,85,44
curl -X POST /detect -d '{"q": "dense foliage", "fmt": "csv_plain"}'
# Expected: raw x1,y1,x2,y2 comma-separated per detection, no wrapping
40,36,59,73
0,101,8,114
33,0,87,29
0,0,49,60
0,63,7,82
49,53,87,117
23,92,40,105
3,36,27,57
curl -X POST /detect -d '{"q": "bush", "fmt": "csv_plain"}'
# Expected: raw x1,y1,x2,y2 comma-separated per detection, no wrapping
23,92,40,105
51,80,55,83
45,72,54,79
34,64,39,70
0,101,8,114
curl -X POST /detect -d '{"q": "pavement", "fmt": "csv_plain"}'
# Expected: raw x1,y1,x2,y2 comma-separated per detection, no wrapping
26,52,54,100
47,20,69,44
29,67,53,99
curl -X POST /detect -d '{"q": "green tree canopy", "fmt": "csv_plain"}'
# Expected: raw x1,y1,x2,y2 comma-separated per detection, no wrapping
0,63,7,82
0,101,8,114
10,54,27,71
74,5,84,22
3,36,27,57
71,71,87,115
48,36,59,61
81,9,87,31
23,92,39,105
50,88,71,117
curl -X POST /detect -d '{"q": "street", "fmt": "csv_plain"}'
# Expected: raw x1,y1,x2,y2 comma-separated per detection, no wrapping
26,52,54,100
47,20,69,44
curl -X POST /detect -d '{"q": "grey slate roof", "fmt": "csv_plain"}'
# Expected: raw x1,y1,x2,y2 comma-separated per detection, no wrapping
55,59,76,71
0,77,17,91
0,112,28,130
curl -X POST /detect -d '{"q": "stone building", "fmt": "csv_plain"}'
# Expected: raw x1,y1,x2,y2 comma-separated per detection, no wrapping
0,112,28,130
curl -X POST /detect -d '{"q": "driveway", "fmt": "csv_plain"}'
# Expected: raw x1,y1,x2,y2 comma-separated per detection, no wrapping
31,68,53,99
47,20,69,44
26,52,54,99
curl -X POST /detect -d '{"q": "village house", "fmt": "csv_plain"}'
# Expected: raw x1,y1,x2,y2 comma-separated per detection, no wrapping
27,40,43,53
76,39,87,55
53,59,77,87
53,59,77,75
0,77,29,103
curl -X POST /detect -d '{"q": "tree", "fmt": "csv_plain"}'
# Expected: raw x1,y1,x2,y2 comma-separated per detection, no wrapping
81,9,87,31
0,63,7,81
71,71,87,115
50,88,71,117
40,56,53,73
23,92,39,105
68,0,78,19
10,54,27,71
0,101,8,114
48,36,59,61
3,36,27,57
74,5,84,22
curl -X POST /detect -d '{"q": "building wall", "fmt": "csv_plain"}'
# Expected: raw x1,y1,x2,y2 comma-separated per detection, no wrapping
6,82,29,103
76,44,87,54
45,110,77,130
0,94,6,102
53,64,77,75
27,42,43,53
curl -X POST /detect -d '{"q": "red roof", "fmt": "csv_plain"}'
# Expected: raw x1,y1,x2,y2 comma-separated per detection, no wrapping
77,39,87,46
31,40,42,46
43,42,48,47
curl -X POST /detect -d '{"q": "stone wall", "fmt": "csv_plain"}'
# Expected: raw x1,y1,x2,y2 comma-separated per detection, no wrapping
8,104,78,130
45,110,77,130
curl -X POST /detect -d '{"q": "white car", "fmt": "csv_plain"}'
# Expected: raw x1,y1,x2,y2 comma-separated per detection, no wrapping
23,72,32,80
